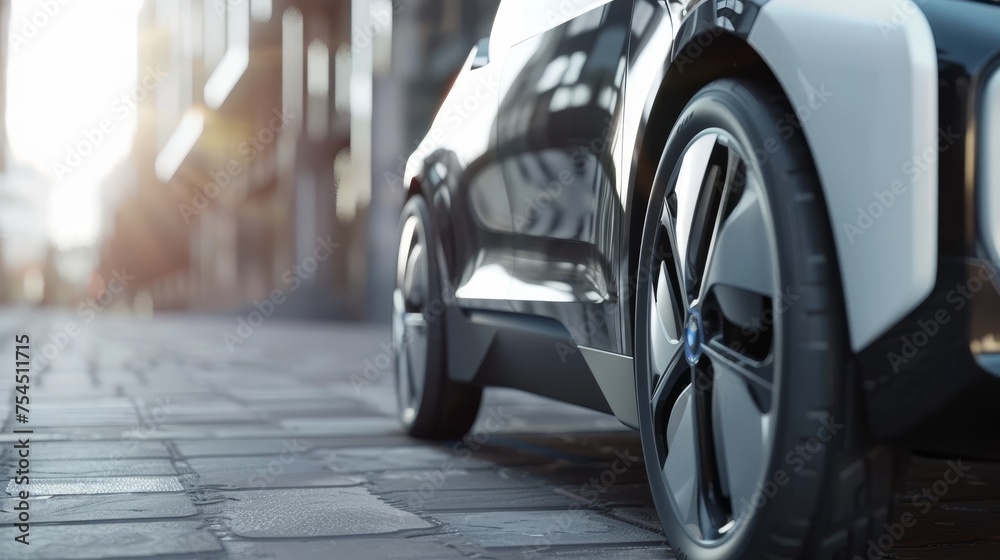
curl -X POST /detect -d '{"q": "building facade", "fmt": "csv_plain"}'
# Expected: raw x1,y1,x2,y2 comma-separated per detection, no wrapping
97,0,500,320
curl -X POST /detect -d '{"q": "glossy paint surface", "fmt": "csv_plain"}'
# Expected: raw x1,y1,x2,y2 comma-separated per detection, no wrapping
404,0,1000,360
407,0,682,354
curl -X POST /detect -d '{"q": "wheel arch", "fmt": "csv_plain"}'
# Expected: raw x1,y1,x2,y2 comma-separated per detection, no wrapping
629,0,940,354
627,29,789,340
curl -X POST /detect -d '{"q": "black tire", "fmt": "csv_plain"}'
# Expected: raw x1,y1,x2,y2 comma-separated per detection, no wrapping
634,78,901,559
394,194,482,440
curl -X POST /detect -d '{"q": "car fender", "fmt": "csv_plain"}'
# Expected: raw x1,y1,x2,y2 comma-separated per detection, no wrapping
748,0,939,352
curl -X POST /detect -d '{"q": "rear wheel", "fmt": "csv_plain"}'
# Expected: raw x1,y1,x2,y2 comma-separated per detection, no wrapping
634,79,900,559
394,195,482,439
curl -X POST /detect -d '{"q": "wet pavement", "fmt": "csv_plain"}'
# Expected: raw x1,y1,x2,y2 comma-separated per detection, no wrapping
0,312,998,559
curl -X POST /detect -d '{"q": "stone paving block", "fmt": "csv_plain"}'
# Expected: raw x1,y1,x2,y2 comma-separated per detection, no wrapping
5,476,184,496
279,416,402,435
187,457,365,489
27,412,139,428
489,545,676,559
250,398,373,413
176,437,316,458
0,493,197,524
147,400,247,415
153,422,283,438
606,507,663,533
158,411,266,424
498,432,646,464
224,538,471,560
8,441,170,460
224,487,433,538
517,462,650,488
0,521,220,559
320,445,493,473
554,484,655,509
228,388,346,402
9,459,176,478
432,510,665,548
381,487,581,512
371,468,536,493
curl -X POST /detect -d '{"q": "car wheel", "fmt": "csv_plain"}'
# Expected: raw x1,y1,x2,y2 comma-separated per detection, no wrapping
634,79,901,559
394,194,482,439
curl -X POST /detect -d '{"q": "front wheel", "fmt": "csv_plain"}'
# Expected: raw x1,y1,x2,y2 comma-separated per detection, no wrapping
634,79,900,559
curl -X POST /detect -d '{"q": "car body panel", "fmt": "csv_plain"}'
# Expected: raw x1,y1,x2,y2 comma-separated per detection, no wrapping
404,0,1000,437
749,0,939,352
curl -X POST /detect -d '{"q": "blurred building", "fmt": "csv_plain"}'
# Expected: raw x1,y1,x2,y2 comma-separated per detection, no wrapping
98,0,358,317
95,0,499,320
0,0,6,172
0,0,10,304
368,0,499,319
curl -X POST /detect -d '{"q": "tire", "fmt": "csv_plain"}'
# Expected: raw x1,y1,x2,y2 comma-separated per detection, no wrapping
634,78,901,559
394,194,482,440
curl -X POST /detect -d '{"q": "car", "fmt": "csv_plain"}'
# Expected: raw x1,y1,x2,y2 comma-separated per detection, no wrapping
392,0,1000,558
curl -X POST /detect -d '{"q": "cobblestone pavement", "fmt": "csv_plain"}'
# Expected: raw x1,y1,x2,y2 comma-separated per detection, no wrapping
1,312,999,559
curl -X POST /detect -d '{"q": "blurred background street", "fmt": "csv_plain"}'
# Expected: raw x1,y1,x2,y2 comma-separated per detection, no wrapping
0,0,500,321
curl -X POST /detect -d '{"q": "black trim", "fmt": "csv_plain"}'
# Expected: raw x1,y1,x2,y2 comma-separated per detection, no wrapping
446,306,614,414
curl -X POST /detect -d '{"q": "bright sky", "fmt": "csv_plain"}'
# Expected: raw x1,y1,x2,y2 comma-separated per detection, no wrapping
5,0,145,249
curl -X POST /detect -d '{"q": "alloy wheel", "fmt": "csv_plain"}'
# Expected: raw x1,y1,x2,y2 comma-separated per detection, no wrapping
644,130,780,543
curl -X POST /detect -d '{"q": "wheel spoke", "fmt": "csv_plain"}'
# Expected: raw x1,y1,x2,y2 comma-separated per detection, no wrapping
652,352,688,438
656,171,690,314
689,362,732,540
403,312,429,399
403,244,428,308
707,347,772,523
393,289,410,409
704,179,776,303
693,144,742,306
662,383,701,536
670,133,719,300
703,338,773,412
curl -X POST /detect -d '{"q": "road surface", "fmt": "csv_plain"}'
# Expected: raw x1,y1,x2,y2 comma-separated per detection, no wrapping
1,312,998,559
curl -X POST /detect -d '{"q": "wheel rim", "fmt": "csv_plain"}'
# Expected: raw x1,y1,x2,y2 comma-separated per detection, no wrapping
394,214,431,425
646,130,779,544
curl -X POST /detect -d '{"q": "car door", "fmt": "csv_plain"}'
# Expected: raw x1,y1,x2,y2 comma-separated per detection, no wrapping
492,0,633,353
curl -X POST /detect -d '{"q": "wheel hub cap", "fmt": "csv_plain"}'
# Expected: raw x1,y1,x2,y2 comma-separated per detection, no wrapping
684,309,704,365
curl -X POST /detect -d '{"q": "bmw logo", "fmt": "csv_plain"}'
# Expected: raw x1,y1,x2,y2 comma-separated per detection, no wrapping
684,309,704,365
